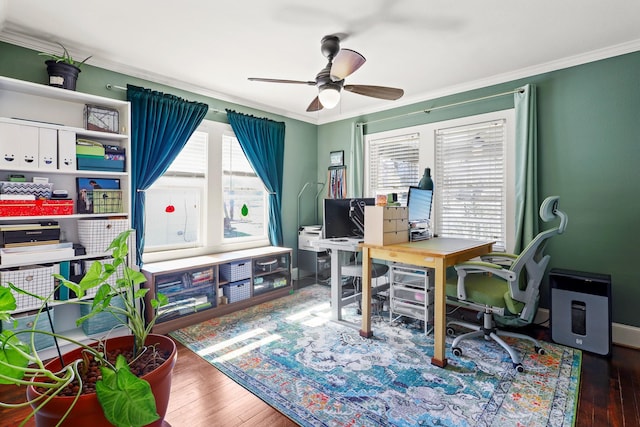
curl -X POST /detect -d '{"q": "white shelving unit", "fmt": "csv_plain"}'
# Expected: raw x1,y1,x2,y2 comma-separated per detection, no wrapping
0,76,132,359
389,263,434,334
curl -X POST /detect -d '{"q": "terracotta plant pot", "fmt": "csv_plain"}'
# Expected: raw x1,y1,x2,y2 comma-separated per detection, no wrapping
27,334,177,427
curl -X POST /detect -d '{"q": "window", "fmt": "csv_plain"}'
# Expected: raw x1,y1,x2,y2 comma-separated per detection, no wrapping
435,119,508,250
364,109,515,252
143,120,269,261
365,132,420,204
222,134,267,240
144,131,207,251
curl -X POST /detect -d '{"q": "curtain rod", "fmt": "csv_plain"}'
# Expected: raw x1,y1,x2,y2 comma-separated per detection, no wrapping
105,83,226,114
357,88,524,127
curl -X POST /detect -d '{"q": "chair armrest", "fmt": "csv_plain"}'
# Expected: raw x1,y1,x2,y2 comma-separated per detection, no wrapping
453,261,517,300
455,260,513,278
480,252,518,267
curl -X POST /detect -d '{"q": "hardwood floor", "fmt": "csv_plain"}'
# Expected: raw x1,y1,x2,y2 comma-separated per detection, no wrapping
1,334,638,426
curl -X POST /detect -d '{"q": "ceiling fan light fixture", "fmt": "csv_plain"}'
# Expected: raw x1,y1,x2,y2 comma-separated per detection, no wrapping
318,85,341,109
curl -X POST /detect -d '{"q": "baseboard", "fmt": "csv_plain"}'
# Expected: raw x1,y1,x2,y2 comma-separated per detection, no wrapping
535,308,640,349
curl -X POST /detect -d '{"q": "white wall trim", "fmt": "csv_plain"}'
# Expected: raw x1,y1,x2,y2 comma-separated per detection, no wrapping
535,308,639,350
2,24,640,126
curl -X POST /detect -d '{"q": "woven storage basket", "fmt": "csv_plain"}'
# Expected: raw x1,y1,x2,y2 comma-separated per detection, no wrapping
77,219,128,255
222,280,251,303
219,260,251,282
1,264,58,311
80,294,127,335
1,308,55,350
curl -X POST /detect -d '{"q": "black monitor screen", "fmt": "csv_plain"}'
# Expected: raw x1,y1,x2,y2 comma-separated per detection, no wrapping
407,187,433,223
323,198,375,238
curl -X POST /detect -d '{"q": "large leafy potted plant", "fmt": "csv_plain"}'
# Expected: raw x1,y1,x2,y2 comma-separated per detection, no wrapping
38,42,92,90
0,230,175,427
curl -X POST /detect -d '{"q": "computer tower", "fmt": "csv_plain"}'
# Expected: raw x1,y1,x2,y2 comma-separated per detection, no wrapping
550,268,612,356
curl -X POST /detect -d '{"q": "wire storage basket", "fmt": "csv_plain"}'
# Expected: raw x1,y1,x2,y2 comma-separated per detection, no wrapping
88,190,123,213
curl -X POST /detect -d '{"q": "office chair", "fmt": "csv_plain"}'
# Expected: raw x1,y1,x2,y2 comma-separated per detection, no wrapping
342,260,389,314
445,196,568,372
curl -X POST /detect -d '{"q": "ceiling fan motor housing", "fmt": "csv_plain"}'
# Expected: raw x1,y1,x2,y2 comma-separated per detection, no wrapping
320,35,341,60
315,64,344,90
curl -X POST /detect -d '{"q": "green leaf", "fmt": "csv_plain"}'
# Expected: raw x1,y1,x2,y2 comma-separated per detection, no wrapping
54,275,81,299
0,330,30,384
134,288,149,300
0,286,17,315
151,293,169,310
96,355,159,427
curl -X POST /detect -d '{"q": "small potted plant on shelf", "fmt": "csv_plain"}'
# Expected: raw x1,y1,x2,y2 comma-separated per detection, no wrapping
38,42,92,90
0,230,175,427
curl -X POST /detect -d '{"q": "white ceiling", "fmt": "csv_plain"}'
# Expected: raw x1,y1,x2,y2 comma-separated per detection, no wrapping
1,0,640,124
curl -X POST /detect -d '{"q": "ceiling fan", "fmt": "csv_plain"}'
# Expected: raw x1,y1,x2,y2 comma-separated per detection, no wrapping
248,34,404,112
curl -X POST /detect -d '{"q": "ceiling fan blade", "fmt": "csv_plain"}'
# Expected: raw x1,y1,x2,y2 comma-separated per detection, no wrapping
330,49,366,81
306,96,324,112
248,77,316,85
344,84,404,100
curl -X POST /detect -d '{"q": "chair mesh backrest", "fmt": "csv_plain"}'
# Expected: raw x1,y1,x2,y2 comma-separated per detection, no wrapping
510,196,567,290
512,229,556,290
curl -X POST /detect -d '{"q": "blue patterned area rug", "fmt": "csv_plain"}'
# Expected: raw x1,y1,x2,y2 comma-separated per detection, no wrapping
170,285,581,426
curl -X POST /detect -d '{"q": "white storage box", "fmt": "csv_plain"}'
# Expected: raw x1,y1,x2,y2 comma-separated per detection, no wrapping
77,219,128,255
219,260,251,282
1,264,59,311
222,280,251,303
0,181,53,198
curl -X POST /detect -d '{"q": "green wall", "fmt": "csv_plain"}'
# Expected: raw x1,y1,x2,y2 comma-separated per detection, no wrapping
318,51,640,328
0,41,318,265
2,41,638,328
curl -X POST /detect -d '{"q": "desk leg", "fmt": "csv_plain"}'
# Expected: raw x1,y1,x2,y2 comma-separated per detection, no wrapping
359,246,373,338
329,249,343,321
431,258,448,368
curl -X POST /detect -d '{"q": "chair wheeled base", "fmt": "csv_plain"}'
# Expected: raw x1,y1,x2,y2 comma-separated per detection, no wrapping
447,310,545,373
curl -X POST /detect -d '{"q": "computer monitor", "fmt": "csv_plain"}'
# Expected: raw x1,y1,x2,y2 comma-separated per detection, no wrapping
323,198,375,238
407,186,433,224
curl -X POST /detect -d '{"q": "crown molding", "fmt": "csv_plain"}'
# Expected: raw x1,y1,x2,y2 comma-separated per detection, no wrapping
3,24,639,127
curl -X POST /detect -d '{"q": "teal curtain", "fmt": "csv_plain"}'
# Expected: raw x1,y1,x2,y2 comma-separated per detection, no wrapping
226,110,286,246
127,85,208,265
513,84,539,252
349,122,364,197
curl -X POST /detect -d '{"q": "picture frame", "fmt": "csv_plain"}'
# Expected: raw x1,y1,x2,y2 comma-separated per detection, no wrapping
84,104,119,133
330,150,344,167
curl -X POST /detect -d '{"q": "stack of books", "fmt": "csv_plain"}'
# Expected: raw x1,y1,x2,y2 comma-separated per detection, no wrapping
0,222,74,265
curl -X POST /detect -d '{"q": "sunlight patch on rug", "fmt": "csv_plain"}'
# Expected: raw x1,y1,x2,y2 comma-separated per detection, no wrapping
171,285,581,427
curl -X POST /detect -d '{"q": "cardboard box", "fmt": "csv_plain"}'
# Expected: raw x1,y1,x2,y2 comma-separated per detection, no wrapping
0,199,73,216
364,206,409,246
77,156,125,172
0,181,53,198
76,139,105,156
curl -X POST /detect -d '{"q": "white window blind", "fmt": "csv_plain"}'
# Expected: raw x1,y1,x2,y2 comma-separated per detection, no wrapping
367,132,420,202
435,119,507,250
163,131,207,177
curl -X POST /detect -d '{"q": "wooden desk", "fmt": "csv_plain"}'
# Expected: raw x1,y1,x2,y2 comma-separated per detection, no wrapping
360,238,494,368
